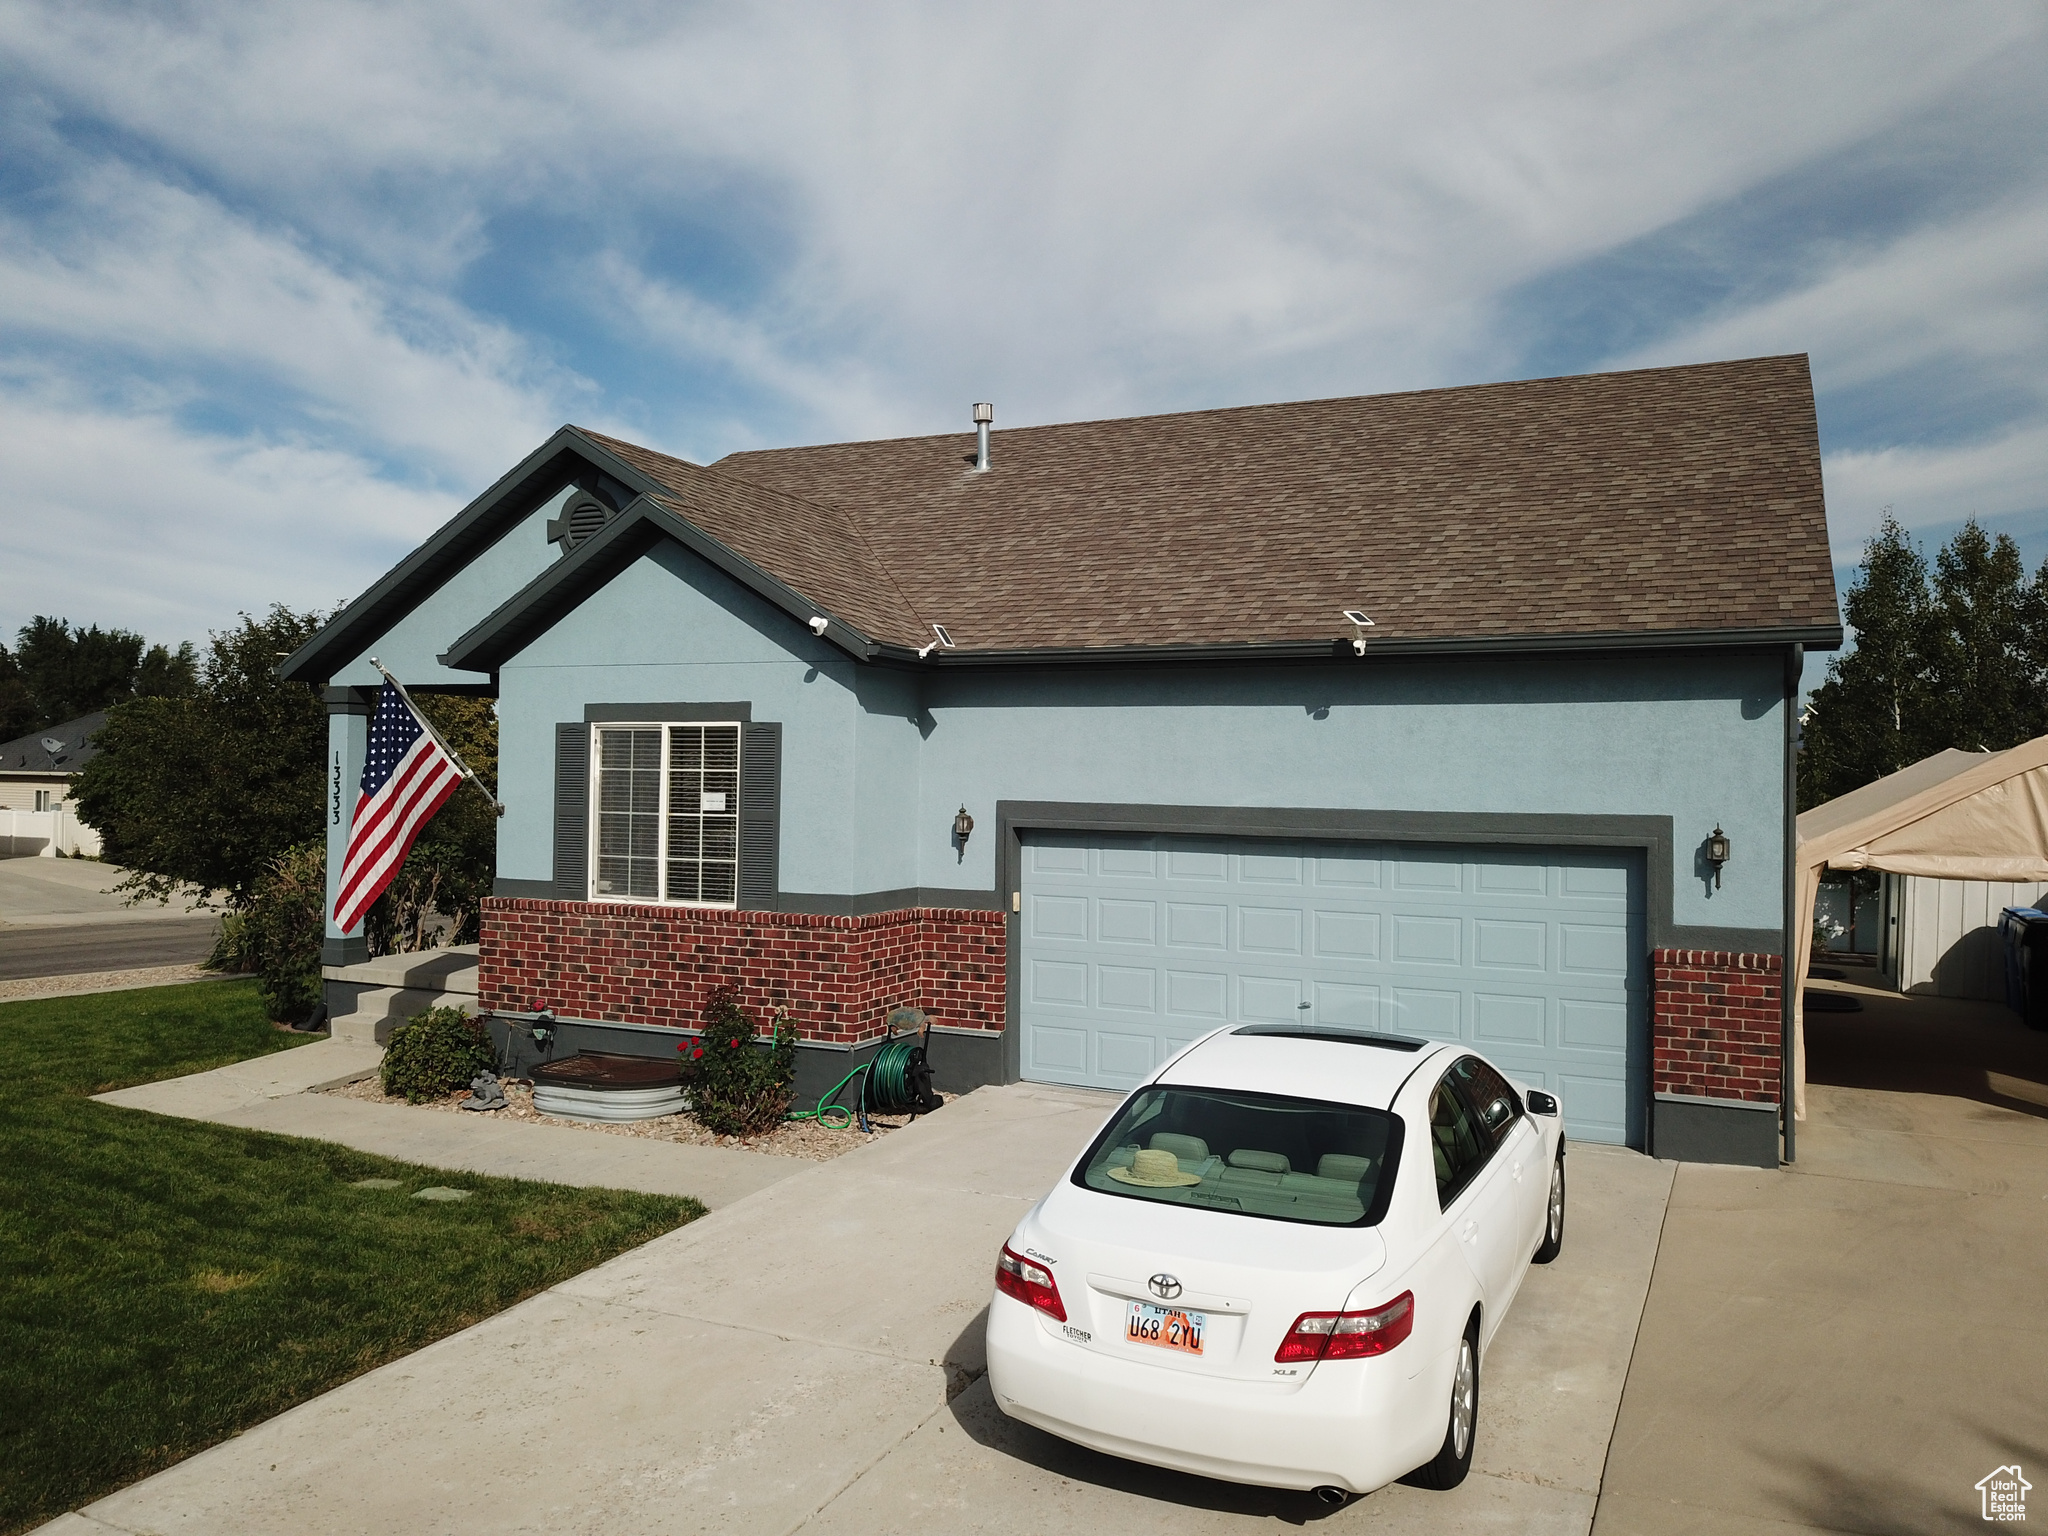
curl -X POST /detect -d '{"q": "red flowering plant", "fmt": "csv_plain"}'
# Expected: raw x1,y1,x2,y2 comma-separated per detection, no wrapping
680,984,798,1135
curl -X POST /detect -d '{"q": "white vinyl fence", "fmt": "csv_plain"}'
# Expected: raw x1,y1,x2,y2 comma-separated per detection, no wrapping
0,807,102,859
1896,874,2048,1000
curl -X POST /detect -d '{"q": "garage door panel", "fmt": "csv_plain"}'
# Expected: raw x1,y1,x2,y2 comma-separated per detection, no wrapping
1239,974,1305,1022
1029,894,1088,941
1474,919,1547,971
1239,906,1304,954
1096,965,1156,1012
1240,853,1305,885
1474,860,1549,897
1097,898,1157,945
1166,969,1229,1019
1393,913,1462,965
1558,996,1629,1052
1392,856,1462,893
1474,991,1547,1045
1028,959,1089,1005
1164,848,1228,881
1096,1031,1156,1080
1315,981,1381,1029
1018,833,1645,1142
1560,923,1629,976
1314,909,1381,961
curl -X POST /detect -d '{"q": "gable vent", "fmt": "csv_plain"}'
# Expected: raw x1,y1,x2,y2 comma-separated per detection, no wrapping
547,493,616,556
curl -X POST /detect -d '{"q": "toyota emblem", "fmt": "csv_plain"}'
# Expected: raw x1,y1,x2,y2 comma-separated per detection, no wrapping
1148,1273,1183,1300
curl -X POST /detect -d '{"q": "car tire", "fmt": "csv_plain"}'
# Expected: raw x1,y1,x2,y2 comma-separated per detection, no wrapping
1532,1152,1565,1264
1402,1315,1479,1491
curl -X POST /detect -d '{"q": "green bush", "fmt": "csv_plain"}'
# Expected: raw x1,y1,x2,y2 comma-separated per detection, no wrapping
203,910,254,974
380,1007,496,1104
682,987,796,1136
242,842,326,1023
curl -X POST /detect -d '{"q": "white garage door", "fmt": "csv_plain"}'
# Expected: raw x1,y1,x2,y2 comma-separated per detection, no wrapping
1018,832,1647,1146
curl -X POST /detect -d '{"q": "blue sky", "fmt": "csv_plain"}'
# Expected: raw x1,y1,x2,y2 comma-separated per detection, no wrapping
1,2,2044,698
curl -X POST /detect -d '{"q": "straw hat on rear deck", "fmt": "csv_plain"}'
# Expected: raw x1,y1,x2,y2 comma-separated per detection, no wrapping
1107,1147,1202,1187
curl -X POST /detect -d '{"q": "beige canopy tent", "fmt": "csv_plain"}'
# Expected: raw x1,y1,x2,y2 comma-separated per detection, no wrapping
1794,733,2048,1115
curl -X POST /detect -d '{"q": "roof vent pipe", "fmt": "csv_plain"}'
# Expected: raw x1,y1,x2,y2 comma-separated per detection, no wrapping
972,402,993,473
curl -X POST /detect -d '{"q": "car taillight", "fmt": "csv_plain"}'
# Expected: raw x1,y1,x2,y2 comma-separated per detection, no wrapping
995,1244,1067,1322
1275,1291,1414,1362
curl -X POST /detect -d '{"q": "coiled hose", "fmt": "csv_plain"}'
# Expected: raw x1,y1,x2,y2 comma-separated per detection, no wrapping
787,1035,927,1131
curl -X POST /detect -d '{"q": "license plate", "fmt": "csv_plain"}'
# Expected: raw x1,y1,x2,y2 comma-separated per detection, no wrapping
1125,1300,1206,1355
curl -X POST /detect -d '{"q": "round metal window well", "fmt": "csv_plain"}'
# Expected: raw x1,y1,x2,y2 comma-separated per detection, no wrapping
532,1051,686,1123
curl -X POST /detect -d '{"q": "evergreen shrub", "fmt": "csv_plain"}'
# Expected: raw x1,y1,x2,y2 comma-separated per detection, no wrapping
241,841,325,1023
380,1006,496,1104
682,986,796,1136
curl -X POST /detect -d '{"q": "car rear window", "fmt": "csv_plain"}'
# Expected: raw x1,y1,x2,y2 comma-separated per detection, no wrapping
1071,1086,1403,1228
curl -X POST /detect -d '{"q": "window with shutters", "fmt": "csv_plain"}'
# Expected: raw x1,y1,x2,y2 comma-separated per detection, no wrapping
588,722,741,906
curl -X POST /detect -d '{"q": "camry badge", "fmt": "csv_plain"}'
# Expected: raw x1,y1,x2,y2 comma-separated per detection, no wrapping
1148,1273,1183,1300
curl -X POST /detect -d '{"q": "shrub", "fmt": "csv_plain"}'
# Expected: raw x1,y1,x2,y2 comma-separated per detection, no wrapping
682,987,796,1136
242,841,326,1023
203,910,255,974
380,1006,496,1104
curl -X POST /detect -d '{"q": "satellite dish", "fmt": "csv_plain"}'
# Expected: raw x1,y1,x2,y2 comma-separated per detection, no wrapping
40,738,65,755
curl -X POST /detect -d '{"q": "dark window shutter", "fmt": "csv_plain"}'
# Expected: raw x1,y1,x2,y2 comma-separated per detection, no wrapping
739,721,781,911
553,722,590,900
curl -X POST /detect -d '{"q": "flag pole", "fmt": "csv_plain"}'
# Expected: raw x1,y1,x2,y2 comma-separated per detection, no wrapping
367,658,505,816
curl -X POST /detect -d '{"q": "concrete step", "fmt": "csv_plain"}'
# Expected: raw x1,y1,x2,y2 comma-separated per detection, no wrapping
322,944,479,995
330,985,477,1046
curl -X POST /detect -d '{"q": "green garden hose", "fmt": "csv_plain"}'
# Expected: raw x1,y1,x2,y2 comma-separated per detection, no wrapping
785,1035,928,1131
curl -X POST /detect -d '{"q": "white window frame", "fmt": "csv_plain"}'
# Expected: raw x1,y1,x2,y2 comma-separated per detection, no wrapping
34,789,52,813
585,721,742,909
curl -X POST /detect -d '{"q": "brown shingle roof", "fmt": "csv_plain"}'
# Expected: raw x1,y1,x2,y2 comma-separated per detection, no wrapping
607,355,1843,654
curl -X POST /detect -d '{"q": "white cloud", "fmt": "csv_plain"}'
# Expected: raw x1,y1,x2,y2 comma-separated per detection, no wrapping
0,386,459,647
1824,423,2048,557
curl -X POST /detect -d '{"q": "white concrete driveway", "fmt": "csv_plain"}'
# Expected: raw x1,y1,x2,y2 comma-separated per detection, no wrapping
47,1084,1671,1536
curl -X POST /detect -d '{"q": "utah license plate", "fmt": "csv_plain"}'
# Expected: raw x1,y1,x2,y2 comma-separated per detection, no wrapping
1125,1300,1205,1355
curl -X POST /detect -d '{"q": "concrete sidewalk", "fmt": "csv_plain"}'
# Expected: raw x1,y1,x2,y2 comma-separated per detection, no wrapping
45,1078,1672,1536
96,1037,806,1210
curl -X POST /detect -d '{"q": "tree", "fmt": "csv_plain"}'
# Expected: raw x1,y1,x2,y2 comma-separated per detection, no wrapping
1800,516,2046,810
0,617,197,735
72,607,329,909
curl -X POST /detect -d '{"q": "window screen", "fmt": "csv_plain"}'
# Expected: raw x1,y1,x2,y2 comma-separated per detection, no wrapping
590,722,741,906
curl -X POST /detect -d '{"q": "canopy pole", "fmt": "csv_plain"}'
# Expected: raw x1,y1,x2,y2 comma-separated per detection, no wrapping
367,657,504,817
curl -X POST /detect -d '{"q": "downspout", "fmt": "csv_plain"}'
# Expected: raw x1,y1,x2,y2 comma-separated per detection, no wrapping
1782,643,1802,1165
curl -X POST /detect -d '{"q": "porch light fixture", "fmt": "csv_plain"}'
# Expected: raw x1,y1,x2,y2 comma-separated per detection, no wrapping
953,805,975,844
1706,825,1731,888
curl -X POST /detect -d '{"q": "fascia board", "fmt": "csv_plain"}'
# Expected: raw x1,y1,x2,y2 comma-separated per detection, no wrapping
438,496,870,672
868,622,1844,669
279,426,604,685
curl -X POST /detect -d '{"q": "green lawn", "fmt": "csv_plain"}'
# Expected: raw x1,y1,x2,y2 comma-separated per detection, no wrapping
0,981,701,1534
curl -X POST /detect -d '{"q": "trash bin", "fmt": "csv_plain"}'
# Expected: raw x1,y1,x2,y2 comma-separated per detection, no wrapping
1999,908,2048,1031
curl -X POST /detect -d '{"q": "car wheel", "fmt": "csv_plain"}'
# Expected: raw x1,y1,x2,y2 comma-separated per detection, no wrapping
1402,1316,1479,1491
1533,1152,1565,1264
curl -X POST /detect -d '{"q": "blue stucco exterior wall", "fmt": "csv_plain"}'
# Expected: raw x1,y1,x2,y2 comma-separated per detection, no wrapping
487,538,1787,935
332,489,574,690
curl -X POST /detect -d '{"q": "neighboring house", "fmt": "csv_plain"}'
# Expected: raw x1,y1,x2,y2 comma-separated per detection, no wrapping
282,354,1842,1167
0,711,105,857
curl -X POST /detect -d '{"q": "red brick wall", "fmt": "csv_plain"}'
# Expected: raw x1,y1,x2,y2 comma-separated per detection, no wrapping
1652,949,1782,1103
478,898,1006,1045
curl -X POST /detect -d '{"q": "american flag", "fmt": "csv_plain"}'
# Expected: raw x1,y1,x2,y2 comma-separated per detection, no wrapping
332,682,466,931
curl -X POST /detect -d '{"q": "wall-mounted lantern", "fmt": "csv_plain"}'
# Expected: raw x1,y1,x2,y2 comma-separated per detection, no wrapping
953,806,975,845
1706,825,1731,889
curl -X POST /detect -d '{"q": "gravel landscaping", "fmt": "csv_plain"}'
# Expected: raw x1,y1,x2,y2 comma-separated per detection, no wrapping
324,1069,920,1160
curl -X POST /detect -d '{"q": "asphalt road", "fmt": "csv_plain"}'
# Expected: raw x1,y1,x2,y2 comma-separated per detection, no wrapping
0,916,221,981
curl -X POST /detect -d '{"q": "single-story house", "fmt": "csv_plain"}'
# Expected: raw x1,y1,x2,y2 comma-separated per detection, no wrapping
0,711,106,857
282,354,1842,1167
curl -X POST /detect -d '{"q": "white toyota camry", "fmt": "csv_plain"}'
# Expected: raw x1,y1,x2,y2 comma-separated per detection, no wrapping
985,1023,1567,1502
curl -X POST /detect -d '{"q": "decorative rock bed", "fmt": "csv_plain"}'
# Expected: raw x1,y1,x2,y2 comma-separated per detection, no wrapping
529,1052,687,1123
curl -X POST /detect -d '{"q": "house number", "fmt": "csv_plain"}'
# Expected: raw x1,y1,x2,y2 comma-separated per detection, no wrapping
332,751,343,826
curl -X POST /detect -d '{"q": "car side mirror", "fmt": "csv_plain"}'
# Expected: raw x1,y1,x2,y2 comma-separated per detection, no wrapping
1525,1090,1559,1116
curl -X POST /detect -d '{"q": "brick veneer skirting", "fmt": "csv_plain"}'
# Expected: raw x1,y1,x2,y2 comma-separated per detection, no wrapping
477,898,1006,1045
1652,948,1782,1103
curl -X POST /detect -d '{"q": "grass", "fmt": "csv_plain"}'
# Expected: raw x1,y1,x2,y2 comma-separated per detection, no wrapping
0,981,702,1534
